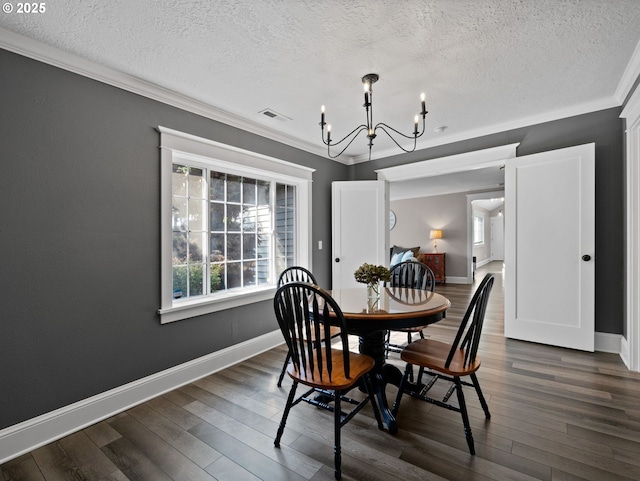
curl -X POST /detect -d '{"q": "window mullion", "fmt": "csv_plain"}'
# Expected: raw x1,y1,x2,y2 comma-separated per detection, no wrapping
240,176,244,288
204,168,210,296
270,180,276,283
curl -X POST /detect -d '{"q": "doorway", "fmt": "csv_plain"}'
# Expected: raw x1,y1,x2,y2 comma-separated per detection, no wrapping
469,192,505,283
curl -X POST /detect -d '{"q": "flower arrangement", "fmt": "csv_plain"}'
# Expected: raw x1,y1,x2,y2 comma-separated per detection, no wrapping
354,263,391,286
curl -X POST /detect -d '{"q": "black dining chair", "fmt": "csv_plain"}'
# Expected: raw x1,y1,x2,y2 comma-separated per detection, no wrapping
384,261,436,357
273,282,383,480
391,273,495,455
276,266,341,387
278,266,316,286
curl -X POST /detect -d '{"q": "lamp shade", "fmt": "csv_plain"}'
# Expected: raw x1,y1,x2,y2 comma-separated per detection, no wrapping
429,229,443,240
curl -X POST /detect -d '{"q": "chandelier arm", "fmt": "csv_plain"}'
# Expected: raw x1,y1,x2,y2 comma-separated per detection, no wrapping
322,124,369,147
375,125,419,153
374,117,426,140
325,127,369,158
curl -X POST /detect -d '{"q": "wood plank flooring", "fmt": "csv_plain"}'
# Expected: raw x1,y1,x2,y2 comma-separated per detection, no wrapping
3,261,640,480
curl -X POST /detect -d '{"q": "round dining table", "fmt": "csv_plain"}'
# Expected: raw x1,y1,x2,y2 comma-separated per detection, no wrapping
328,286,450,434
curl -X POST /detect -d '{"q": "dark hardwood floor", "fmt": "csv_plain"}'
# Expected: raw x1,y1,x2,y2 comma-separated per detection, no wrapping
3,261,640,480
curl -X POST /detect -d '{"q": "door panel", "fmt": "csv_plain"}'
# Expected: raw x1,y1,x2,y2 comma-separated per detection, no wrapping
332,181,388,289
490,217,504,260
505,143,595,351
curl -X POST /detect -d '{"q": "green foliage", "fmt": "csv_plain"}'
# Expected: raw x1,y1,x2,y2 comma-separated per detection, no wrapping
210,264,223,291
172,262,224,297
354,263,391,285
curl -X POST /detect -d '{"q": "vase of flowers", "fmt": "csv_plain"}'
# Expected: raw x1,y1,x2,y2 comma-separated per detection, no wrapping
354,263,391,300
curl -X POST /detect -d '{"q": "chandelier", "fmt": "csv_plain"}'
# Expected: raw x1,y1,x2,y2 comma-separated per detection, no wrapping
320,73,428,161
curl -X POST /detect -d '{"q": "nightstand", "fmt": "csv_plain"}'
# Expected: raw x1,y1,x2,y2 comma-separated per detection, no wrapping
422,253,446,283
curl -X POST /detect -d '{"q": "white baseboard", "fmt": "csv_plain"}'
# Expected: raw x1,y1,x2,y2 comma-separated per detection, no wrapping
475,258,493,268
1,329,628,464
444,276,469,284
0,330,284,464
594,331,623,354
619,335,630,367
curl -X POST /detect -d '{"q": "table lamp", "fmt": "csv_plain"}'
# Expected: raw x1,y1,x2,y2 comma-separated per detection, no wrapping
430,229,443,252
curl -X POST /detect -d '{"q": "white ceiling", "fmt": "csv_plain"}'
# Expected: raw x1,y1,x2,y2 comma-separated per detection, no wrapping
390,165,505,200
1,1,639,174
473,196,505,212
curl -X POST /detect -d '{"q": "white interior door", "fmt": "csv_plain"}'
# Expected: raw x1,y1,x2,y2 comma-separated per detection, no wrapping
505,143,595,351
490,216,504,260
332,181,388,289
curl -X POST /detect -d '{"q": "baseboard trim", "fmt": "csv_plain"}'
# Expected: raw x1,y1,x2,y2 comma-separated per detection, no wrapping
594,331,623,354
1,329,628,464
0,330,284,464
619,335,631,367
444,276,468,284
475,258,492,268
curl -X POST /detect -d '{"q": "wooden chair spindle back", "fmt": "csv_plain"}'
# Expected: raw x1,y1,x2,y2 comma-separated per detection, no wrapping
390,261,435,292
274,282,351,383
278,266,317,287
445,273,495,369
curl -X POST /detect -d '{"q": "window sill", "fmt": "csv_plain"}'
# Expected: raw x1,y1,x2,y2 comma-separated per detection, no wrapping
158,286,276,324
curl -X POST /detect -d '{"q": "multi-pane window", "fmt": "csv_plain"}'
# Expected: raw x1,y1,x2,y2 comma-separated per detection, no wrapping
473,215,484,245
171,166,296,300
159,126,313,324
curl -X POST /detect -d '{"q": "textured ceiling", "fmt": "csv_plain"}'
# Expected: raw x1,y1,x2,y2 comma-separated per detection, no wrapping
1,0,640,166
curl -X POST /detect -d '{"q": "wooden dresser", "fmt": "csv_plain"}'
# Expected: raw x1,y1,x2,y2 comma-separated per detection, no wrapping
420,253,446,284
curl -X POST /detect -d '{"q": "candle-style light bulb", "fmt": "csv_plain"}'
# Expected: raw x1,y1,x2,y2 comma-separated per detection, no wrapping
320,105,325,126
327,124,331,143
420,93,426,115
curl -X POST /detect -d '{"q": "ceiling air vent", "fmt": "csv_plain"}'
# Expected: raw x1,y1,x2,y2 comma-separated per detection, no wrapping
258,108,292,122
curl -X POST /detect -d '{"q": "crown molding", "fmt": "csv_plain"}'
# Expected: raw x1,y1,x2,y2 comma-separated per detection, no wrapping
615,38,640,104
0,27,630,167
621,75,640,126
0,28,343,162
353,96,619,164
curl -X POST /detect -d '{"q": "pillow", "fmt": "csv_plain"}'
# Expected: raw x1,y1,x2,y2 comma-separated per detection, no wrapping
401,250,415,262
390,252,404,266
390,245,420,259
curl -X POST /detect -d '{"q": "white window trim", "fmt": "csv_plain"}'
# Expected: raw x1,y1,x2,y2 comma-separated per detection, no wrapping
157,126,314,324
473,214,485,245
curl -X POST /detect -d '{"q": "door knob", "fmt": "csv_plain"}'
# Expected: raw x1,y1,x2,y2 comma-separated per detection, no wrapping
582,255,591,262
335,258,340,262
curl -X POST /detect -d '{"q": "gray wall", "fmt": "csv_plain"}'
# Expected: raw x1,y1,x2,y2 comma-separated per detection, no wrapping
0,49,348,429
350,108,625,335
390,194,469,277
